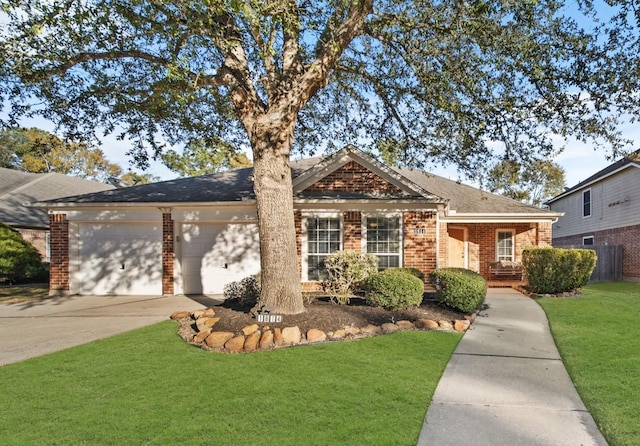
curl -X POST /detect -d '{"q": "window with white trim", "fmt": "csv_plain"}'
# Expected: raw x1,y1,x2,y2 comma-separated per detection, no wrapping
583,236,594,246
583,189,592,218
365,215,401,270
306,216,341,281
496,230,515,262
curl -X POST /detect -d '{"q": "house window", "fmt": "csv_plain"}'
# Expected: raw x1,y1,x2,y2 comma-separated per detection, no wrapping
583,189,592,218
365,215,401,270
583,236,594,246
306,217,342,281
496,230,515,262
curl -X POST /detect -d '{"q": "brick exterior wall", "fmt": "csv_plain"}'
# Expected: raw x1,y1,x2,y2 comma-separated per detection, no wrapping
297,210,439,290
49,214,69,295
162,213,174,295
464,223,541,277
403,211,438,275
553,223,640,279
306,161,404,195
15,228,48,260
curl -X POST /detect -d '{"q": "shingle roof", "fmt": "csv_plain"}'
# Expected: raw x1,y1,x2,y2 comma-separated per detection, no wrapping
34,150,552,216
396,167,552,214
0,168,114,228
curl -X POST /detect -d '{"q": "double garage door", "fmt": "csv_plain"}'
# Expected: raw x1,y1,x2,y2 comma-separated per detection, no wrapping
73,222,260,295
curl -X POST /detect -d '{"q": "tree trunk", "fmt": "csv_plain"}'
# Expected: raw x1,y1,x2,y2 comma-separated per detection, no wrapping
249,113,305,315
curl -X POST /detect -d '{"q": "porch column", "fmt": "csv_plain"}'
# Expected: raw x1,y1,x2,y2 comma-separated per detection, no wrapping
162,212,174,296
49,213,69,296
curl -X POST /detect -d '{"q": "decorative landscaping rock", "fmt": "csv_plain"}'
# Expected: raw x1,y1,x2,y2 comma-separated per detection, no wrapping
361,324,382,335
381,323,400,333
205,331,234,348
344,325,361,336
244,332,261,351
273,327,284,345
171,307,477,354
196,317,220,332
415,319,439,330
306,328,326,343
242,324,259,336
259,330,274,349
193,329,212,344
454,320,470,332
225,335,246,352
396,320,415,330
281,326,302,345
438,320,454,331
171,311,190,320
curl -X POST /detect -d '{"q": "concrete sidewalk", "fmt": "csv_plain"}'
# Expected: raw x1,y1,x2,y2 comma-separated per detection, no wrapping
0,294,216,367
418,288,608,446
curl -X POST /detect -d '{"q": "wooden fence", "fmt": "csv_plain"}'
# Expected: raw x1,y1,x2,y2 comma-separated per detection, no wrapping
556,245,624,282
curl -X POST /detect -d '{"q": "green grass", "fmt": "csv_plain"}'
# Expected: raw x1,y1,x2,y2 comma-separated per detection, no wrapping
0,322,461,445
538,281,640,446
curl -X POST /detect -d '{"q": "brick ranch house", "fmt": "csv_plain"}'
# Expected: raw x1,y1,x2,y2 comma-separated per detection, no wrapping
35,146,561,296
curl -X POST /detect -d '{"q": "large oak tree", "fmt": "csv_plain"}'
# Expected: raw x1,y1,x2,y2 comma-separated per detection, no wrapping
1,1,639,313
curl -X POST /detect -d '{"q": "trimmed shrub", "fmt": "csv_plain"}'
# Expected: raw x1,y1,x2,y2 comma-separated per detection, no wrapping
0,223,45,283
429,268,487,314
364,269,424,310
323,251,378,304
223,275,261,308
523,248,597,294
385,267,425,283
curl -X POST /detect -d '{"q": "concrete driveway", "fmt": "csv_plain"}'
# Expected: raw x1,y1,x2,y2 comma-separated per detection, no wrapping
0,294,220,367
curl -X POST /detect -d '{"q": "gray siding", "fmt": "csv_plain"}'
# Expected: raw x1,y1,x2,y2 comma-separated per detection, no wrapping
550,166,640,238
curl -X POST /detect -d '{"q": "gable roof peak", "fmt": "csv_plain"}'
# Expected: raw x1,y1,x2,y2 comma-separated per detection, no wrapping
292,145,443,201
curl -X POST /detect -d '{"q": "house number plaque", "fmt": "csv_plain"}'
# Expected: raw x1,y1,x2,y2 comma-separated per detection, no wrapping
412,228,427,235
256,314,283,323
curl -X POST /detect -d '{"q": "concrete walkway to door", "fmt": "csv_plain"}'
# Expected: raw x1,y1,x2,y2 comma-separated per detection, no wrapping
0,294,215,367
418,288,608,446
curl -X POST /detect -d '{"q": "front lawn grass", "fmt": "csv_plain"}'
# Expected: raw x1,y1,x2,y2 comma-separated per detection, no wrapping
538,281,640,446
0,322,461,446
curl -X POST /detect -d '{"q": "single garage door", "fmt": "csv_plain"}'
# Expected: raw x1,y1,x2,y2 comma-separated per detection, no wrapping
73,223,163,295
180,223,260,294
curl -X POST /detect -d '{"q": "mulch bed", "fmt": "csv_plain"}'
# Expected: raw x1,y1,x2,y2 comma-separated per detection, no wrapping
208,295,466,335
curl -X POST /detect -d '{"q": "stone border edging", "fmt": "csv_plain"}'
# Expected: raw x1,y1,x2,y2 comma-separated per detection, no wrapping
171,309,475,353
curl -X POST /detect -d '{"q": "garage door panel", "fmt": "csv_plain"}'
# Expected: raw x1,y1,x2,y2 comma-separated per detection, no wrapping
75,224,162,295
181,223,260,294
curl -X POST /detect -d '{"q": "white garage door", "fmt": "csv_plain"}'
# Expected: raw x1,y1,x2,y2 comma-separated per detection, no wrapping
181,223,260,294
74,223,163,295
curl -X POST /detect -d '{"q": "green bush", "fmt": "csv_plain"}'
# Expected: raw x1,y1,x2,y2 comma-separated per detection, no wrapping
384,267,425,282
323,251,378,304
0,223,45,283
523,248,597,294
364,269,424,310
223,275,261,308
429,268,487,314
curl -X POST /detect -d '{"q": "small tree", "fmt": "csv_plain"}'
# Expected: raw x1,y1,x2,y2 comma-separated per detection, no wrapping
0,223,44,283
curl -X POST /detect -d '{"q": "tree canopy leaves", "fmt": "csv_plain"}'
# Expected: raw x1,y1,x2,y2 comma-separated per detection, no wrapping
1,1,639,175
0,127,122,181
483,158,566,207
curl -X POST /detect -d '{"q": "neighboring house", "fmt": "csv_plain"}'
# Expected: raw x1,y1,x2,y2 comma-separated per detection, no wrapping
35,146,561,296
0,167,114,260
546,150,640,280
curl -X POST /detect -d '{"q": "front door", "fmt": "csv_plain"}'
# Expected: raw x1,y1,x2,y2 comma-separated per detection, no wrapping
448,227,466,268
